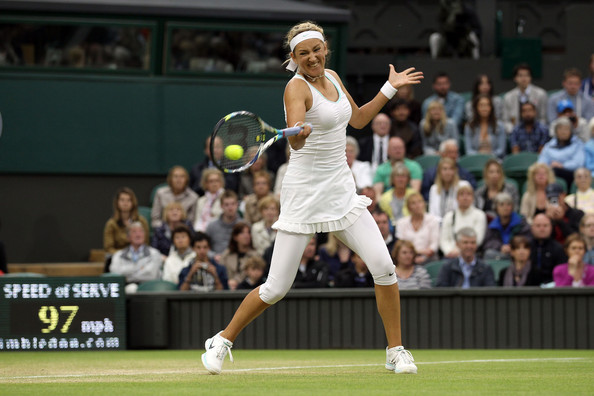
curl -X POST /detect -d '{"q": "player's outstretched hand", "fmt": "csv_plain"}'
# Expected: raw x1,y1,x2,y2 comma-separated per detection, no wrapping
388,65,424,90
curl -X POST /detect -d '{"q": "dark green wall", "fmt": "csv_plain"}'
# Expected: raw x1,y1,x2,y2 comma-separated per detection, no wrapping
0,73,288,174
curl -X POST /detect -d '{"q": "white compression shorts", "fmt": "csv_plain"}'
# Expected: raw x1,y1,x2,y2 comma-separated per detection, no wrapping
259,209,397,304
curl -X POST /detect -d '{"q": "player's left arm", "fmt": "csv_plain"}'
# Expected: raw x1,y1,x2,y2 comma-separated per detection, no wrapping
326,66,423,129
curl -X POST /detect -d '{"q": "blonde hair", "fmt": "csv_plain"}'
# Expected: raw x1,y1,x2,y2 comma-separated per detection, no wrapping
391,240,417,267
284,21,325,52
405,192,425,212
200,168,224,191
423,100,447,136
526,163,555,194
166,165,189,189
435,157,460,193
162,201,187,222
257,195,280,213
321,233,346,257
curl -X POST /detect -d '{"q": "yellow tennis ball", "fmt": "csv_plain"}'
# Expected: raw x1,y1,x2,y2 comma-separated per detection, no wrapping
224,145,244,160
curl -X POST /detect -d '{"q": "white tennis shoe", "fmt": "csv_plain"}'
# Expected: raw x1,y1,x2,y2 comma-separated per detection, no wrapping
385,346,417,374
201,331,234,375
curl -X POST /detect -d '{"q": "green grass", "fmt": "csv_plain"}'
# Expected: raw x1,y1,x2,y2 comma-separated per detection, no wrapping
1,349,593,395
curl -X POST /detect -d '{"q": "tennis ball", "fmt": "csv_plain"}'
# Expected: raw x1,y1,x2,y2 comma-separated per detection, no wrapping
224,145,244,160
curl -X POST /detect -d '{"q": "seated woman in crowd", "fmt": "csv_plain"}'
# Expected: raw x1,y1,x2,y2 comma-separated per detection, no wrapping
538,117,585,190
379,162,417,224
439,184,487,258
464,74,503,122
464,94,506,158
565,167,594,214
346,136,373,191
392,240,431,290
419,100,458,155
238,151,274,200
483,192,531,260
103,187,149,255
520,163,556,223
151,202,194,257
251,196,280,255
162,225,195,284
498,235,542,287
193,168,225,232
395,193,440,264
242,171,274,225
151,165,198,228
553,233,594,287
474,159,519,221
428,157,471,220
219,222,260,290
579,213,594,264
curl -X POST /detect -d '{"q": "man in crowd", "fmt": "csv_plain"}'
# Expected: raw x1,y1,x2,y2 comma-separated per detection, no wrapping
502,63,548,133
530,213,567,284
373,137,423,197
358,113,391,175
421,72,465,129
548,68,594,124
510,101,549,153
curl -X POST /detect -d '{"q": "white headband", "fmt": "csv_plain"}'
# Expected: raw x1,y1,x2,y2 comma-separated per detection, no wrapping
286,31,325,72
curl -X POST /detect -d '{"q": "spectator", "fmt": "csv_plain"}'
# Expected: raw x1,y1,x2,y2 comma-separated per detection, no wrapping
193,168,225,232
219,222,260,290
362,186,379,212
109,222,162,293
464,94,506,158
151,166,198,229
189,135,239,196
421,139,476,201
378,162,417,224
520,163,556,223
179,232,228,291
393,84,422,125
580,54,594,100
419,100,458,155
440,184,487,258
392,240,431,290
502,63,548,133
358,113,391,175
548,68,594,124
565,168,594,214
538,117,585,190
162,225,195,284
236,256,267,290
474,158,519,219
251,196,279,256
395,193,440,264
372,209,396,254
530,213,567,284
346,136,373,191
509,101,549,154
388,98,423,158
238,152,274,200
421,72,465,129
335,252,374,288
482,192,531,260
584,119,594,176
428,157,471,220
464,74,503,123
429,0,481,60
553,233,594,287
498,235,542,287
151,201,194,257
544,183,584,245
242,171,273,225
579,213,594,265
436,227,495,288
293,237,329,289
548,99,589,143
318,233,353,283
206,190,243,256
373,137,423,197
103,187,149,255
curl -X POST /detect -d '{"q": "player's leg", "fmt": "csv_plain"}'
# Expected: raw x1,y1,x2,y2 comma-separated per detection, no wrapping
202,231,312,374
333,210,417,374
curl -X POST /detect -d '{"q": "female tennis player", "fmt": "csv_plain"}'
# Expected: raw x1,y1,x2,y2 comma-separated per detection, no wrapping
202,21,423,375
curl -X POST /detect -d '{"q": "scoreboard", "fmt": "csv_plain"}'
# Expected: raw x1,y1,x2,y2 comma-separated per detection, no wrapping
0,277,126,351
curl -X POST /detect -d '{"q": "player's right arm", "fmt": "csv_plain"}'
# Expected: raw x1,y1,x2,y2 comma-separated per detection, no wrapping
284,78,313,150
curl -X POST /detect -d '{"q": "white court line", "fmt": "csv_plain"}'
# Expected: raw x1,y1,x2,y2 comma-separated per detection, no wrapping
0,357,588,380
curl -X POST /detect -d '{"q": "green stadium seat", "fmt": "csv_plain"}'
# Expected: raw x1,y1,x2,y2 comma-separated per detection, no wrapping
486,260,512,283
458,154,495,180
502,152,538,182
424,259,448,287
138,205,152,235
414,155,440,171
137,280,178,292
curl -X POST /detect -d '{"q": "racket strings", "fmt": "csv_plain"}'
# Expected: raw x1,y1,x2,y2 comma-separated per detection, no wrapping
215,114,264,171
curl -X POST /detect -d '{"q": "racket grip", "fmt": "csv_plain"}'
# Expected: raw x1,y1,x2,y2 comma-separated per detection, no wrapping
281,123,312,137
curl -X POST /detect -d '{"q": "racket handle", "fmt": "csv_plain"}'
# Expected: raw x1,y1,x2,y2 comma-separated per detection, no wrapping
280,123,312,137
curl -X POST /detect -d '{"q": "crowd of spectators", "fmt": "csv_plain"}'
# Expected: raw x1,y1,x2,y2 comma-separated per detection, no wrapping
98,60,594,292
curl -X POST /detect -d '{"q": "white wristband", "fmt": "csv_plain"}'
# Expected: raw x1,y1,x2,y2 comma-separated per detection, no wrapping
380,81,398,99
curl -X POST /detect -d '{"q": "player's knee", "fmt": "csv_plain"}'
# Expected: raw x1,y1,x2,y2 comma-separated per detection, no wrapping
259,279,290,305
370,261,397,286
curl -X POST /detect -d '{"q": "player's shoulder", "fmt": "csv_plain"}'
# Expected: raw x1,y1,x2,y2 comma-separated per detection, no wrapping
325,69,342,83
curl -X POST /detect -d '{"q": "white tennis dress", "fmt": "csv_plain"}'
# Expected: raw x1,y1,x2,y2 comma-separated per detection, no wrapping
273,72,371,234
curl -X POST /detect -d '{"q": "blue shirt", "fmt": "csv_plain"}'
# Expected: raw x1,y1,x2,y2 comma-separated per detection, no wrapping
510,121,550,152
458,257,477,289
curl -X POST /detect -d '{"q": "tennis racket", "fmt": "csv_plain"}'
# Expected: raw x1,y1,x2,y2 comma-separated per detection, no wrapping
210,111,309,173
